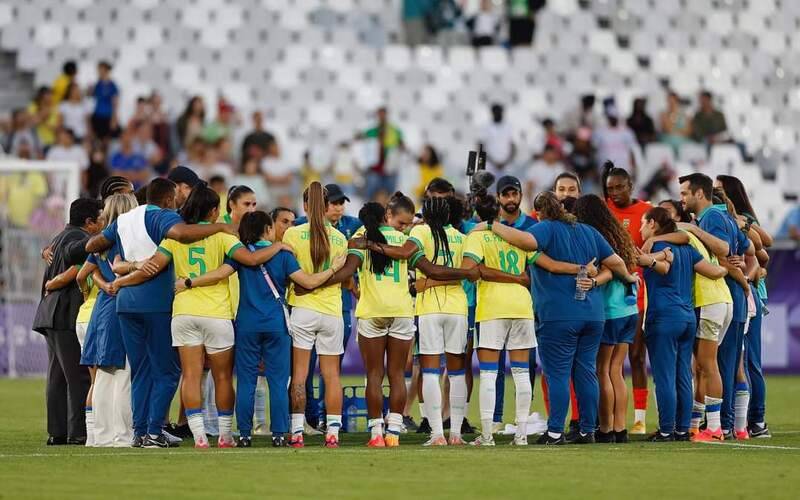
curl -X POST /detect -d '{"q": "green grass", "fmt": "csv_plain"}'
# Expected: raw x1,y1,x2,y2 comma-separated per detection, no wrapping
1,376,799,499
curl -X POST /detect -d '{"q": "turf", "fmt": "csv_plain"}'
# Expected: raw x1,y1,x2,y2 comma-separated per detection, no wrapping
1,376,799,500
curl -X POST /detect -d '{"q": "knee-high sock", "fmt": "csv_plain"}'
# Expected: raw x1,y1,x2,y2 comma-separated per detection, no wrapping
186,408,206,444
254,376,267,427
85,407,95,447
734,382,750,432
422,369,443,437
202,371,219,436
448,370,467,437
511,363,532,438
691,400,706,431
479,362,498,439
705,396,723,432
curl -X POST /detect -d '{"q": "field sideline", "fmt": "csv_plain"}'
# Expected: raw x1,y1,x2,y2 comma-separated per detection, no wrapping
1,376,799,499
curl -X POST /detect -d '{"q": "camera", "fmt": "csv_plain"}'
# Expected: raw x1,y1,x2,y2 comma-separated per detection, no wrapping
465,147,495,217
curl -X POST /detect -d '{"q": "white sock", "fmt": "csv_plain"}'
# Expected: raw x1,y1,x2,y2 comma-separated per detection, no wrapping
187,409,206,444
479,364,498,439
511,365,532,438
291,413,304,435
387,412,403,436
448,372,467,438
202,372,219,436
705,396,723,432
254,376,267,427
326,415,342,437
218,411,233,442
734,383,750,432
419,401,427,420
422,370,444,438
85,407,95,447
634,409,646,423
404,371,413,395
464,399,471,421
368,418,384,439
691,400,705,430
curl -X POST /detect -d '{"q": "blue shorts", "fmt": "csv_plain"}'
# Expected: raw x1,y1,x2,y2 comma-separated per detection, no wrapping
601,314,638,345
467,305,476,341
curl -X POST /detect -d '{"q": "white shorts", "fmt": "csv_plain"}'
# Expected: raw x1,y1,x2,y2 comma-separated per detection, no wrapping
291,307,344,355
171,315,234,354
418,313,468,355
698,302,733,345
477,319,537,351
358,317,415,341
76,322,89,352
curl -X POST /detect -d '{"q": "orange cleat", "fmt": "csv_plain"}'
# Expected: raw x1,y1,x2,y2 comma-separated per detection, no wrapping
384,434,400,447
692,428,724,442
689,428,700,436
324,434,339,448
734,429,750,440
289,434,305,448
218,437,236,449
448,435,467,446
423,436,447,447
194,439,209,449
367,435,386,448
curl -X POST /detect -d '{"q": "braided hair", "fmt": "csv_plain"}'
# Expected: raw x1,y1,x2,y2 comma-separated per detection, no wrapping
359,202,393,275
422,196,452,267
601,160,633,200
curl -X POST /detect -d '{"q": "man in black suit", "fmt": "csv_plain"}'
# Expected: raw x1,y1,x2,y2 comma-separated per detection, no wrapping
34,198,104,445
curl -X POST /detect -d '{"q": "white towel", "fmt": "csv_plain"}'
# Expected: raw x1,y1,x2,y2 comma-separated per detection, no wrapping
117,205,157,262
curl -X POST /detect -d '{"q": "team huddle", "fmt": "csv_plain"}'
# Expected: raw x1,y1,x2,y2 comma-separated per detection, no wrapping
40,161,772,449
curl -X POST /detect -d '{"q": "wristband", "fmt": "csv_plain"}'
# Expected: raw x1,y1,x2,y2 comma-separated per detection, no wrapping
185,278,193,289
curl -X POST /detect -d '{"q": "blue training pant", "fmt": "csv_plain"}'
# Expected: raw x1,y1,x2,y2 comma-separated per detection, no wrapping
537,319,603,434
493,348,537,422
118,312,180,436
236,328,291,437
746,296,766,424
718,320,746,431
305,310,352,425
645,319,695,433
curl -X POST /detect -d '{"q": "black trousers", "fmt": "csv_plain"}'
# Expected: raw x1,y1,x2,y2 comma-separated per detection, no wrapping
45,329,90,439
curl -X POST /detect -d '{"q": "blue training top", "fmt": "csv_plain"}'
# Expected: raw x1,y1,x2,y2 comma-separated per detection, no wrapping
643,241,703,324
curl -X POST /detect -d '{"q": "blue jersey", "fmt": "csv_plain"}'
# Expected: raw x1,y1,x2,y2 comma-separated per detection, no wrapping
83,247,125,368
643,242,703,324
527,220,614,322
226,242,300,334
93,80,118,117
697,206,750,322
102,205,183,313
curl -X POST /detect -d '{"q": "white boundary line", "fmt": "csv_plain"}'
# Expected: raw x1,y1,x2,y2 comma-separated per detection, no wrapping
695,441,800,450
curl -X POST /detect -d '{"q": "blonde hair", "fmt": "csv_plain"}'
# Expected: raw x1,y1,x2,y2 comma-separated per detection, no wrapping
102,193,138,227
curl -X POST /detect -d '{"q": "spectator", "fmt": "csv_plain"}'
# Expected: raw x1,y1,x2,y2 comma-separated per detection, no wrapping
299,150,322,189
0,161,48,227
231,156,271,209
659,90,692,154
28,86,59,149
58,83,91,142
129,96,151,125
542,118,565,158
627,97,656,148
197,138,234,182
148,91,172,172
202,98,238,145
108,128,149,188
416,144,444,201
85,146,109,198
175,95,206,150
566,127,597,185
241,110,277,162
561,94,599,139
402,0,434,46
430,0,466,47
525,144,565,207
690,90,729,144
180,137,206,173
46,128,89,172
508,0,545,46
52,60,78,105
592,103,638,174
467,0,501,47
358,106,405,201
90,61,119,141
262,152,298,210
776,204,800,242
6,108,42,158
130,121,163,171
479,103,516,177
331,141,358,194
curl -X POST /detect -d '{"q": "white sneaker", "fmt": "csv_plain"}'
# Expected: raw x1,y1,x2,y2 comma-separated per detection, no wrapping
491,422,504,434
470,435,496,447
526,412,548,435
252,424,269,436
423,435,448,446
304,422,323,436
511,435,528,446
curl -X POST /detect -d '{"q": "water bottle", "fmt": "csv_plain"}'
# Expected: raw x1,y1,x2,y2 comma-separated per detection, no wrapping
575,265,588,301
624,273,639,306
346,403,358,432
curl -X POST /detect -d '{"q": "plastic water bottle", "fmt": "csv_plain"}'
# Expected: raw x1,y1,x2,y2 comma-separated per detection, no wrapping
624,273,639,306
346,403,358,433
575,265,588,301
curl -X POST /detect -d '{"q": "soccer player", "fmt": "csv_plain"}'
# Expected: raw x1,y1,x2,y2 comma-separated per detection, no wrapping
170,210,344,447
680,173,754,439
553,172,581,201
572,195,639,443
638,207,727,441
167,166,201,208
283,182,349,448
603,162,652,434
85,178,234,448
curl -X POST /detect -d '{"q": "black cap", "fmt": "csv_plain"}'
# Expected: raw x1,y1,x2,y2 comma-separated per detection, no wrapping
496,175,522,195
167,166,200,187
325,184,350,203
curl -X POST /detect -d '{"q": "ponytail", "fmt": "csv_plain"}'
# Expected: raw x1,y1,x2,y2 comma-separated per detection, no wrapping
359,202,392,275
422,197,452,267
239,211,273,245
180,181,219,224
387,191,415,217
601,160,632,200
644,206,677,235
304,181,330,272
534,191,576,224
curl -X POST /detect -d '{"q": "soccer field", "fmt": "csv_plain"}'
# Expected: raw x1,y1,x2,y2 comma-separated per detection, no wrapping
1,376,799,500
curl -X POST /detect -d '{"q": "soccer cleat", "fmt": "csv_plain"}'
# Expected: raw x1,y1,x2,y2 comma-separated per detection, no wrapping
384,434,400,447
443,417,451,430
272,435,287,447
402,415,418,433
566,432,596,444
423,436,447,447
305,422,323,436
367,435,386,448
748,423,771,439
131,435,145,448
692,428,724,442
165,422,192,439
448,435,468,446
252,424,269,436
67,437,87,445
510,435,528,446
142,433,173,448
237,437,252,448
647,432,674,442
289,433,305,448
673,432,691,442
324,434,340,448
535,433,565,445
734,429,750,440
614,430,629,443
722,429,733,440
194,439,210,449
162,430,182,447
595,430,616,443
416,417,432,434
689,428,700,437
470,435,496,447
461,418,476,435
631,420,647,435
218,436,236,448
46,436,67,446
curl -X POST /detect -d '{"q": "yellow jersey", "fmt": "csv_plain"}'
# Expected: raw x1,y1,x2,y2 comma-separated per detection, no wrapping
283,222,347,317
463,230,536,322
76,269,98,324
408,224,468,316
350,226,414,319
158,231,243,319
685,231,732,307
